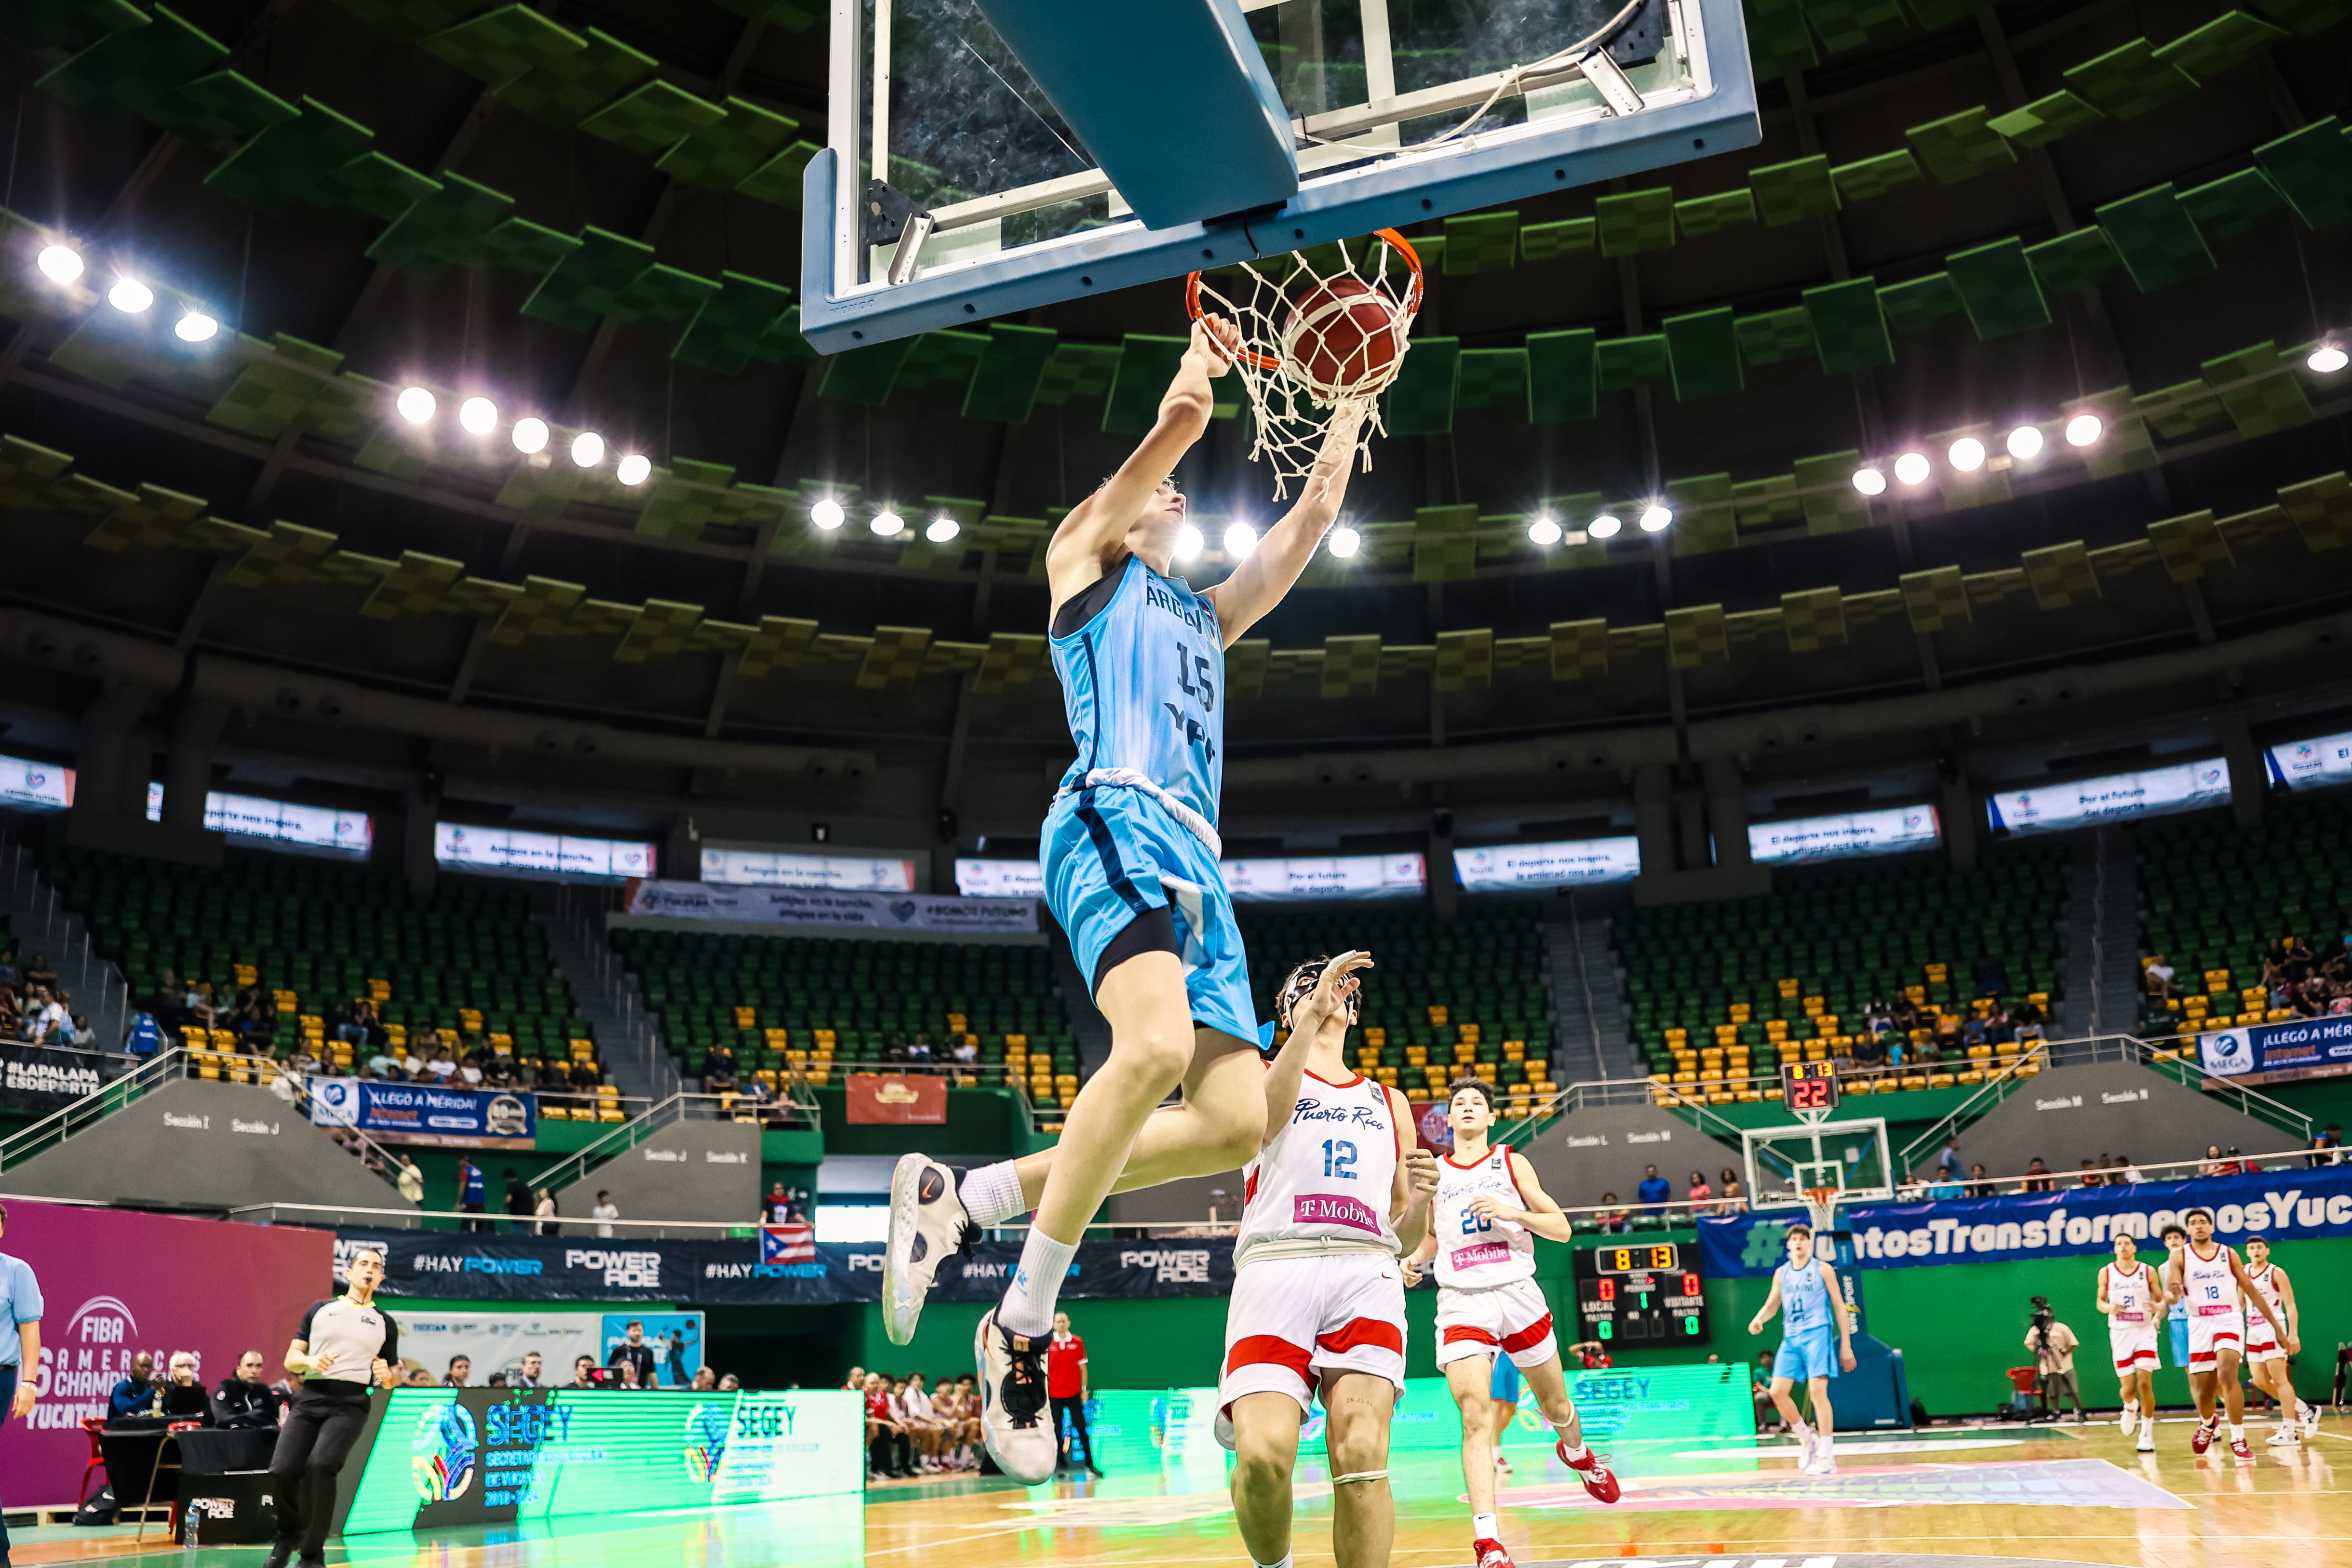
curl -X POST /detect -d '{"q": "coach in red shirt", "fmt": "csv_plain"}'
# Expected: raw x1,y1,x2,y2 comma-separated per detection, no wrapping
1046,1312,1102,1475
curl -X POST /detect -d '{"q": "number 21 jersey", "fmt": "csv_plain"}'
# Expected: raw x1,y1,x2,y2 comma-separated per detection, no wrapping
1050,555,1224,831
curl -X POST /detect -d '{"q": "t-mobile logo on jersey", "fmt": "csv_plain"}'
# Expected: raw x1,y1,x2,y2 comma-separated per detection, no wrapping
1294,1194,1380,1234
1449,1242,1512,1270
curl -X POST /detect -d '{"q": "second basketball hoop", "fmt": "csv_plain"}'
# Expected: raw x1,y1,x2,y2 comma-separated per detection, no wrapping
1187,230,1424,500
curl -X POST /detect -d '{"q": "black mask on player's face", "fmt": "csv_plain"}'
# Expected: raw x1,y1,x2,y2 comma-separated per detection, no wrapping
1277,957,1361,1031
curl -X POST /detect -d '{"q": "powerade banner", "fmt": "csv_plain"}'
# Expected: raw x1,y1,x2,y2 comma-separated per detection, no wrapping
308,1076,537,1148
623,877,1038,934
2195,1014,2352,1084
335,1227,1234,1304
0,1041,111,1109
1698,1165,2352,1277
337,1387,860,1536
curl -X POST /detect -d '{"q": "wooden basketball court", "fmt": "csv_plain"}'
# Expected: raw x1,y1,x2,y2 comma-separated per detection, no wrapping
10,1417,2344,1568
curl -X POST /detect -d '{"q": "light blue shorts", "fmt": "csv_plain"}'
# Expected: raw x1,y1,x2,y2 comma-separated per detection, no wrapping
1773,1329,1839,1382
1489,1354,1523,1405
1042,784,1259,1045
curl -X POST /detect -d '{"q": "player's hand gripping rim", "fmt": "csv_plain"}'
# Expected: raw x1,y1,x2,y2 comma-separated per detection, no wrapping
1189,314,1243,377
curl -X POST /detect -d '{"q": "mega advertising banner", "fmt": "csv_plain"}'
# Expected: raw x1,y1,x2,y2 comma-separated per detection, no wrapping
308,1077,537,1149
0,1200,330,1508
1698,1165,2352,1277
623,879,1039,934
0,1042,112,1111
336,1227,1235,1305
335,1387,861,1536
2194,1015,2352,1085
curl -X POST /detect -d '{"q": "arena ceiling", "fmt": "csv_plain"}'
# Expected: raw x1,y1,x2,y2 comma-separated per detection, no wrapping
1,0,2351,844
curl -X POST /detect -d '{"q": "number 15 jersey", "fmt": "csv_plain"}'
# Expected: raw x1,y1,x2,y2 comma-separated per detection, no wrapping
1432,1148,1538,1288
1236,1070,1400,1267
1050,555,1225,833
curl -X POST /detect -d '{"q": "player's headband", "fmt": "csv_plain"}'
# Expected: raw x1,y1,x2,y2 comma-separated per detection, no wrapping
1276,956,1361,1029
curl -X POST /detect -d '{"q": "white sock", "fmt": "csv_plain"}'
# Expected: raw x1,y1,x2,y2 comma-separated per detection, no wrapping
1251,1554,1292,1568
999,1227,1081,1336
1791,1418,1814,1441
1559,1441,1588,1462
1472,1513,1499,1540
2230,1423,2245,1443
960,1161,1027,1227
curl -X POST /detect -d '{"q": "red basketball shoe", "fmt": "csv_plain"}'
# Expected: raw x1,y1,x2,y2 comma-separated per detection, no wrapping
1473,1538,1514,1568
2190,1420,2216,1455
1559,1439,1622,1503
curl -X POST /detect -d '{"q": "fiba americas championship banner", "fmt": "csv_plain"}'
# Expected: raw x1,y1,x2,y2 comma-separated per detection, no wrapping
1698,1164,2352,1277
334,1227,1236,1305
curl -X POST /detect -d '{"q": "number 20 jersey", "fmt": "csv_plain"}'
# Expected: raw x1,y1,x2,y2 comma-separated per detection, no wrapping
1432,1148,1538,1288
1235,1070,1400,1266
1049,555,1225,832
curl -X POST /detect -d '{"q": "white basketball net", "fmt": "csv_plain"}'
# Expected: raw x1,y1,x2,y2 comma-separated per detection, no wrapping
1189,233,1423,501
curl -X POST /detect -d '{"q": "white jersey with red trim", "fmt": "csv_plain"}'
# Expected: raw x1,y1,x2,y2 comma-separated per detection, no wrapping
2180,1241,2240,1318
1431,1146,1538,1288
2101,1260,2157,1328
2244,1262,2285,1348
1236,1069,1400,1266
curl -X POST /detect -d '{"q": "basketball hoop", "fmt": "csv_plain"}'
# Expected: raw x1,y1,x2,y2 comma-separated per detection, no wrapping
1186,230,1424,500
1802,1187,1841,1233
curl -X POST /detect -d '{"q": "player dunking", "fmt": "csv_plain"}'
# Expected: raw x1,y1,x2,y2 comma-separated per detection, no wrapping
883,316,1371,1480
2094,1233,2159,1453
2239,1236,2319,1445
1747,1223,1855,1475
1401,1079,1618,1568
2167,1207,2293,1459
1219,953,1436,1568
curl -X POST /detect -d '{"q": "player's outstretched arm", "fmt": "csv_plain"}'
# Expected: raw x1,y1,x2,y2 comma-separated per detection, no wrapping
1045,317,1237,613
1204,401,1366,646
1483,1151,1574,1244
1261,951,1372,1148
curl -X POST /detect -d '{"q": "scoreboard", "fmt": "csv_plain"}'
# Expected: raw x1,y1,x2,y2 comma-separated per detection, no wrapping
1570,1240,1709,1346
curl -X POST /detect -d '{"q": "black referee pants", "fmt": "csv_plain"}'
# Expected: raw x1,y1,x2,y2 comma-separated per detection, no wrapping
1052,1395,1095,1471
270,1389,370,1554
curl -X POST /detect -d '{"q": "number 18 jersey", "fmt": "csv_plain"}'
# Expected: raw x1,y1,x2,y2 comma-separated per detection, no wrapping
1236,1070,1400,1267
1050,555,1225,833
1432,1148,1538,1288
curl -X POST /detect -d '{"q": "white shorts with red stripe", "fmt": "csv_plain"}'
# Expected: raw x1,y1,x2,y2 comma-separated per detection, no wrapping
2186,1308,2244,1371
1218,1253,1407,1416
2244,1330,2287,1365
2107,1322,2158,1374
1434,1276,1559,1370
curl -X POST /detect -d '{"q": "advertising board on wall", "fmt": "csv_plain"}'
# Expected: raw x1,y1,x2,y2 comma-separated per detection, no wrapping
1748,805,1941,864
623,879,1038,934
309,1076,537,1148
1222,853,1426,902
2196,1015,2352,1084
0,1042,111,1110
1986,757,2231,835
1453,837,1640,891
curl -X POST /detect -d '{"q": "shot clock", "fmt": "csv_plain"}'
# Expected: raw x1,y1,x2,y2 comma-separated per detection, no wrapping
1780,1059,1841,1113
1571,1240,1708,1345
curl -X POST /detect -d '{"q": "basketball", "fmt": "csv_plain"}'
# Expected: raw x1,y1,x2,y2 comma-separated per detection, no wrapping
1279,277,1407,401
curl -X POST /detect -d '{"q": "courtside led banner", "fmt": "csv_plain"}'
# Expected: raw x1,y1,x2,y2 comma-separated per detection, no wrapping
1454,837,1640,891
1748,805,1940,865
336,1388,861,1535
1986,757,2229,834
1699,1165,2352,1276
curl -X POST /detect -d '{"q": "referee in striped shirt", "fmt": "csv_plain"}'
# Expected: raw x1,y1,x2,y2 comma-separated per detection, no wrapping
268,1247,399,1568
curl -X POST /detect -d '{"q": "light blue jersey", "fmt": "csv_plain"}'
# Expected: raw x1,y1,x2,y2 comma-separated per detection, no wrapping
1772,1258,1841,1381
1050,555,1225,832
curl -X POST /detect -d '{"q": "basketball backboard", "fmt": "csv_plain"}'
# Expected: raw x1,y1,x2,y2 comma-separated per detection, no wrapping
1741,1117,1895,1214
800,0,1760,352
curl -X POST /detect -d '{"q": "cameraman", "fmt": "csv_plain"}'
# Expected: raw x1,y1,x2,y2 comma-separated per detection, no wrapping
2022,1298,2083,1422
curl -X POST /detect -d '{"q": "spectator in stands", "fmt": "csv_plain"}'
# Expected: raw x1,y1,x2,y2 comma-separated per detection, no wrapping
0,983,18,1038
568,1057,602,1096
403,1367,432,1386
1864,997,1893,1039
395,1156,425,1205
534,1188,556,1235
704,1042,737,1090
109,1352,161,1420
458,1051,485,1087
2114,1153,2144,1183
1716,1169,1745,1215
2018,1158,2055,1193
1686,1170,1712,1209
289,1041,321,1078
23,954,58,994
1969,1162,1990,1194
591,1191,619,1238
514,1353,544,1389
161,1352,212,1421
213,1351,280,1429
444,1355,471,1387
1595,1193,1628,1233
864,1371,908,1479
2076,1159,2102,1188
908,1034,935,1069
1851,1030,1888,1075
364,1044,399,1079
1637,1166,1670,1211
0,948,17,989
609,1322,658,1388
2144,955,2177,1001
1974,954,2010,997
2308,1125,2343,1167
457,1157,489,1232
1752,1355,1779,1433
1925,1167,1965,1201
2011,997,2047,1044
568,1355,597,1389
952,1037,979,1071
2198,1144,2224,1177
2218,1147,2250,1176
717,1373,739,1391
503,1169,531,1232
20,986,66,1045
1961,1012,1987,1053
486,1372,509,1389
1896,1169,1925,1201
1571,1340,1613,1369
763,1183,794,1224
484,1053,515,1089
691,1367,718,1391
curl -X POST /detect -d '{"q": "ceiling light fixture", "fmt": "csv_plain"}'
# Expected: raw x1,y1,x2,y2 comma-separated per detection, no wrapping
511,417,550,455
1587,513,1623,539
1223,522,1258,557
2064,413,2104,447
1893,451,1931,486
1948,437,1987,473
1327,526,1361,558
2310,343,2349,375
107,278,153,313
36,244,83,283
615,454,652,486
870,509,903,536
1638,504,1673,533
569,431,605,467
1174,523,1204,559
1527,513,1563,546
395,386,437,425
809,497,846,530
926,514,961,543
174,312,217,343
1852,467,1887,496
458,396,498,435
